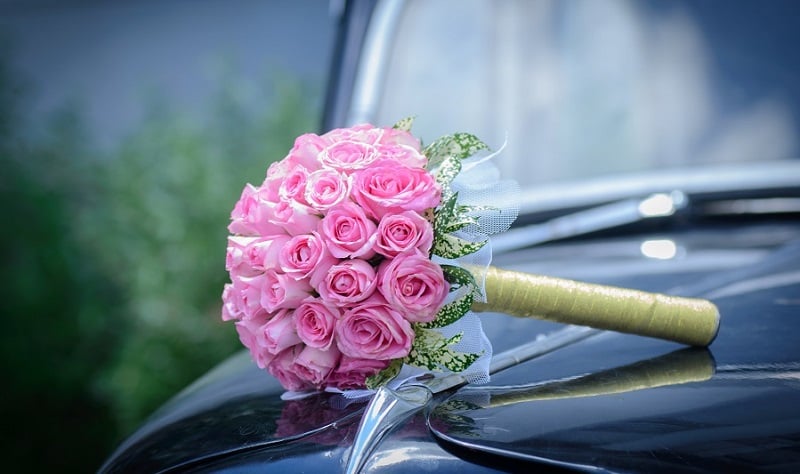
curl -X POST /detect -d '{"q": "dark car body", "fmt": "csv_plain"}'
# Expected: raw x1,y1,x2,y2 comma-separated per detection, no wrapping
99,1,800,472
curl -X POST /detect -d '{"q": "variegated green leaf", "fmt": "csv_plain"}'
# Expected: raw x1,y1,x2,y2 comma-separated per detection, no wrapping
435,193,459,226
365,358,403,389
439,347,482,373
434,193,461,239
432,233,487,259
392,116,415,132
440,215,481,234
406,328,481,373
424,133,490,170
423,292,473,329
432,154,462,193
441,264,478,293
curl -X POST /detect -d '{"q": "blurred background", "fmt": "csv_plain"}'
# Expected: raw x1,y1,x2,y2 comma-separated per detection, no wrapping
0,0,335,472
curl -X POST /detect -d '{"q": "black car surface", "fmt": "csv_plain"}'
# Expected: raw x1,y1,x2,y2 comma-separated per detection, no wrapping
100,1,800,472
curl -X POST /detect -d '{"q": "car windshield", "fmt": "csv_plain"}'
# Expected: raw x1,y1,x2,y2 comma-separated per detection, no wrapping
349,0,800,189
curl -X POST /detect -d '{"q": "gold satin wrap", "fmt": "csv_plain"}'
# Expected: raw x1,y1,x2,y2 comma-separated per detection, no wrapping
470,266,720,346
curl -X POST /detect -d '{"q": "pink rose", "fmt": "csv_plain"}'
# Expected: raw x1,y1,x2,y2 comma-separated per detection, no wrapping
268,345,312,392
376,143,426,169
225,237,250,275
228,184,285,236
327,356,390,390
278,232,335,285
235,314,274,368
260,269,312,313
375,210,434,257
304,168,351,211
267,200,322,236
227,235,291,277
277,165,310,205
287,133,328,171
322,123,383,145
377,252,448,323
318,259,378,306
294,299,339,350
228,273,269,320
351,161,441,219
377,126,421,149
260,162,286,202
221,283,244,321
293,345,341,388
319,202,377,259
319,140,379,172
335,295,414,360
259,308,302,355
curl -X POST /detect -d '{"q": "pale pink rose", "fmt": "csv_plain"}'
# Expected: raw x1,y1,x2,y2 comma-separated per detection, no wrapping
268,345,312,392
259,162,285,202
375,210,434,257
322,123,383,146
259,308,302,355
243,235,291,270
328,356,390,390
228,184,285,236
221,283,244,321
377,126,421,149
294,299,340,349
351,161,441,219
260,269,312,313
287,133,328,171
226,236,247,267
377,252,448,323
267,200,322,236
376,143,426,169
277,165,311,205
319,259,378,306
278,232,335,285
319,140,379,172
304,168,351,211
319,202,377,259
235,314,274,368
229,273,269,320
227,235,291,277
293,345,341,388
335,295,414,360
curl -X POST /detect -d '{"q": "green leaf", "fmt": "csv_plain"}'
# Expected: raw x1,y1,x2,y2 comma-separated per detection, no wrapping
406,328,482,373
434,193,458,229
392,116,415,132
441,264,478,293
366,358,403,389
423,292,474,329
440,215,481,234
432,233,487,259
440,347,482,373
432,154,462,193
424,133,490,170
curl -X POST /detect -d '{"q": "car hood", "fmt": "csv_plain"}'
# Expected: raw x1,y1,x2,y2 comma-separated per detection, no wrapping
99,222,800,473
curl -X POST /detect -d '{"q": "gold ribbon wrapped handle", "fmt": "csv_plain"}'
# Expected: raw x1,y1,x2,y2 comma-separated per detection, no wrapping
471,266,720,347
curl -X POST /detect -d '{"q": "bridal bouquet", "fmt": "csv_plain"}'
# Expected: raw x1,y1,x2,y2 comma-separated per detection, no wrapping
222,118,507,392
222,119,721,394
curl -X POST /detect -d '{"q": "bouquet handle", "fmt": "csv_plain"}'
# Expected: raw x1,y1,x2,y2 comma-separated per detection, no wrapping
471,266,720,347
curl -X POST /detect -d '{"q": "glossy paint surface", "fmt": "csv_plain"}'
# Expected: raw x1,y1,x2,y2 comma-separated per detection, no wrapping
99,222,800,473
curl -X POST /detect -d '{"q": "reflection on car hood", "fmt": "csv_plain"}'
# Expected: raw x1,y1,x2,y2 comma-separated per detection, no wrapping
99,222,800,473
432,224,800,473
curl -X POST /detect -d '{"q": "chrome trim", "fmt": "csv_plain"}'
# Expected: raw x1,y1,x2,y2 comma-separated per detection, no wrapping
517,160,800,215
345,0,405,125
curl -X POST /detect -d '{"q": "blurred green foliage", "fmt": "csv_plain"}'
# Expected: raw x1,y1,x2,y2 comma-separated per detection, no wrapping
0,48,320,472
